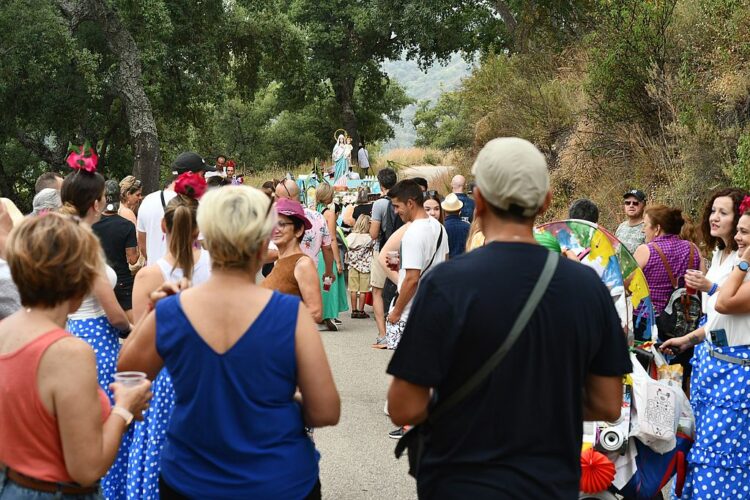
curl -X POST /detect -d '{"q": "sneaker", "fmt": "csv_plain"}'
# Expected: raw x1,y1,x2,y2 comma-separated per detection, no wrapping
371,336,387,349
388,427,405,439
332,318,342,325
324,319,338,331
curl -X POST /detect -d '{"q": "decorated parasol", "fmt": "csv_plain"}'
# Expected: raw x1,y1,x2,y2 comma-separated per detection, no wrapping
535,220,655,339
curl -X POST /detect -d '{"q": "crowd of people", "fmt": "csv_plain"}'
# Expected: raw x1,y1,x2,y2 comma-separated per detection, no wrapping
0,135,749,500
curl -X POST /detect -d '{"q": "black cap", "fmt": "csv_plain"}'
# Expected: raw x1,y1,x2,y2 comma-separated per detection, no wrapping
623,189,646,202
172,152,215,173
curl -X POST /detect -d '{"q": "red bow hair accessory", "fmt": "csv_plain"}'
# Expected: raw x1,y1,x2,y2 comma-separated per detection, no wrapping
739,196,750,216
174,171,207,200
66,142,98,173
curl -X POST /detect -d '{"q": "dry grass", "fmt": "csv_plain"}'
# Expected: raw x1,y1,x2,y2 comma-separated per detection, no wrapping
372,147,448,171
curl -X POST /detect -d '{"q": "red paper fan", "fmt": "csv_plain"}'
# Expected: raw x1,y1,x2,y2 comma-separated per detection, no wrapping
580,448,615,494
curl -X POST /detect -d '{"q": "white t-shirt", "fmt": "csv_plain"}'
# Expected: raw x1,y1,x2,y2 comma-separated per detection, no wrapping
397,217,449,319
136,188,177,265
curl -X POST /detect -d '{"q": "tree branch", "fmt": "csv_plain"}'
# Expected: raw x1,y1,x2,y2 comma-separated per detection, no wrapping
494,0,517,35
15,131,66,168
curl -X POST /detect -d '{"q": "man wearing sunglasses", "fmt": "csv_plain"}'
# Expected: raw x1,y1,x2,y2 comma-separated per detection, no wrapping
615,189,647,253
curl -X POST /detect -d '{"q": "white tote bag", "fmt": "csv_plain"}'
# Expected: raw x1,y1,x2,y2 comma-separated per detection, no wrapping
628,353,681,454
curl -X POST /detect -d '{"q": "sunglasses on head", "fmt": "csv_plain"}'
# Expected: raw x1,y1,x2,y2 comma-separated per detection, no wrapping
424,190,439,199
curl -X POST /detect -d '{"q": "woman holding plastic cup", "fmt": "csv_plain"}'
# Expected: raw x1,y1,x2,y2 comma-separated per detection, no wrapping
0,213,151,498
118,186,339,498
315,183,348,329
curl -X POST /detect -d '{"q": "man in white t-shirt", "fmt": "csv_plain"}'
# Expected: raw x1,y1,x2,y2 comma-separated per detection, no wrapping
136,151,215,265
384,179,449,350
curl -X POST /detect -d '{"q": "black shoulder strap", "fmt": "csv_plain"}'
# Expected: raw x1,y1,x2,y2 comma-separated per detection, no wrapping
160,189,166,209
422,225,445,275
428,251,559,423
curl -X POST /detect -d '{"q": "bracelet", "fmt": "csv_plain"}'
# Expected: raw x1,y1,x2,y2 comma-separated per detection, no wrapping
708,283,719,296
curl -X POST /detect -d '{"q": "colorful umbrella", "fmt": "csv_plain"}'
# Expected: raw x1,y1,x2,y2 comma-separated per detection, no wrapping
535,220,655,338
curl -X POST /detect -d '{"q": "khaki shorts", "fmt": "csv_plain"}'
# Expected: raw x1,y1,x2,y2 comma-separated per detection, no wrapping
348,269,371,293
370,250,386,289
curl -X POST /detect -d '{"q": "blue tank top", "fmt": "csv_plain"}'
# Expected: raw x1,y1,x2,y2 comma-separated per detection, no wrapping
155,291,319,499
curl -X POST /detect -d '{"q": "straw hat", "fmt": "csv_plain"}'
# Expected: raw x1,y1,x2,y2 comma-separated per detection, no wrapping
441,193,464,212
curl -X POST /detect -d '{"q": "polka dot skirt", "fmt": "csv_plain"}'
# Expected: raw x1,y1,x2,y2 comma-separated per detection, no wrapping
126,369,175,500
68,315,129,500
680,342,750,499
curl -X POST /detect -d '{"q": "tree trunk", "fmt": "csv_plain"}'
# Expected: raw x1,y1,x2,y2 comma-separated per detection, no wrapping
332,77,362,153
55,0,161,194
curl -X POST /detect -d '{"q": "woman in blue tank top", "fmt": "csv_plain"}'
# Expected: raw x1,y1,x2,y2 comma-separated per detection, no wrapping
119,186,341,499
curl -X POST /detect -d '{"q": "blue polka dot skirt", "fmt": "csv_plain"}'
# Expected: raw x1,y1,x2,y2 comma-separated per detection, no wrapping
68,315,130,500
126,369,175,500
680,342,750,499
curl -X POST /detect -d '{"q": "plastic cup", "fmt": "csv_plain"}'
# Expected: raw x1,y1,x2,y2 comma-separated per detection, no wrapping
387,251,399,271
113,371,147,387
323,276,332,291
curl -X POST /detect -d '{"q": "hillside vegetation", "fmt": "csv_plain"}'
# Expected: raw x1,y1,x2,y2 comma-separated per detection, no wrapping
415,0,750,228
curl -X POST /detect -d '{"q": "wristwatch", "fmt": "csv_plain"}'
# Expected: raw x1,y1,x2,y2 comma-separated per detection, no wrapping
111,406,134,425
738,261,750,273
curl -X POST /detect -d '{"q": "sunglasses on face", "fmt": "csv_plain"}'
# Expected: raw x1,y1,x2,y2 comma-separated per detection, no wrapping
624,201,641,206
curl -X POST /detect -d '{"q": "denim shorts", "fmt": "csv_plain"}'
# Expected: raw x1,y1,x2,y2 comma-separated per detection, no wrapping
0,469,102,500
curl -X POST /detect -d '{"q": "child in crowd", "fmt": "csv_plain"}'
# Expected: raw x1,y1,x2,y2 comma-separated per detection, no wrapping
346,215,375,318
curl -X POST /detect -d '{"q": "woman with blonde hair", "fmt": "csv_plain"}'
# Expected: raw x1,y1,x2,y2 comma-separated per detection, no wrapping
118,176,143,226
119,186,340,498
316,183,348,328
0,213,151,498
122,172,210,500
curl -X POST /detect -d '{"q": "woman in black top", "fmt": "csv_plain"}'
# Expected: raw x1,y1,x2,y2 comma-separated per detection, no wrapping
92,180,139,322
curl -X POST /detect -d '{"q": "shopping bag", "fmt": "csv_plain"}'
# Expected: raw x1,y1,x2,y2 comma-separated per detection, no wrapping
629,353,680,454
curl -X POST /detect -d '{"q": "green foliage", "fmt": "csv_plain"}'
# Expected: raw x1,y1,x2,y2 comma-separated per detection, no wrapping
730,132,750,191
413,93,473,150
586,0,677,127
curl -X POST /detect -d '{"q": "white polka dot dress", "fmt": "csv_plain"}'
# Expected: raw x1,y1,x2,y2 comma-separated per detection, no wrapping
680,342,750,499
68,314,130,500
126,369,175,499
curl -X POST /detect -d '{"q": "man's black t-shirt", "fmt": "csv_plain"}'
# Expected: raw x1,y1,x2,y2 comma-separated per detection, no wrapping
92,214,137,286
387,242,632,499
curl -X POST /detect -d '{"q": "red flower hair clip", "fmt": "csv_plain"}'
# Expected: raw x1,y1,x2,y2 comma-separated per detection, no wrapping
740,196,750,216
66,142,98,173
174,171,207,200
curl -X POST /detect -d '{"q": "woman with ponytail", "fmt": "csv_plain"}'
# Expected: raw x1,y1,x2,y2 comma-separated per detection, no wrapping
60,144,133,500
120,172,210,500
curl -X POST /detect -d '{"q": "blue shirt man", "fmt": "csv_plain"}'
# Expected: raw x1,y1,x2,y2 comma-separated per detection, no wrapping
450,175,475,222
441,193,471,258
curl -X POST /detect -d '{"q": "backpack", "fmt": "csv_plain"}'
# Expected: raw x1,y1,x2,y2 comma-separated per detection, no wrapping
379,198,403,250
653,243,702,340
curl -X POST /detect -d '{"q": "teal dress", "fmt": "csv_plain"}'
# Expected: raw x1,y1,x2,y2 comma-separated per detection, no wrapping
333,146,348,183
317,206,348,320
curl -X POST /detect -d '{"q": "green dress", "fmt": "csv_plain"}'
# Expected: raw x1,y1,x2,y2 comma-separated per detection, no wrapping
317,206,349,320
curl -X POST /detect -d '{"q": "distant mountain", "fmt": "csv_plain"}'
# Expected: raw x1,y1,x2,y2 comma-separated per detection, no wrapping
383,53,473,150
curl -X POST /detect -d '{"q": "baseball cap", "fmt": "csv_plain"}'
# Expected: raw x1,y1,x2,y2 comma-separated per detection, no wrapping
623,189,647,202
172,152,216,174
471,137,549,217
104,179,120,212
276,198,312,230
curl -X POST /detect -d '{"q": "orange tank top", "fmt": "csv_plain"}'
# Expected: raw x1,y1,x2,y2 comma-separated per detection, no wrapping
0,328,111,482
261,254,307,297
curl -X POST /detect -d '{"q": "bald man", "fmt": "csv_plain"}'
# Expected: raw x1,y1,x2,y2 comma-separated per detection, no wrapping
275,179,335,284
451,174,475,223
